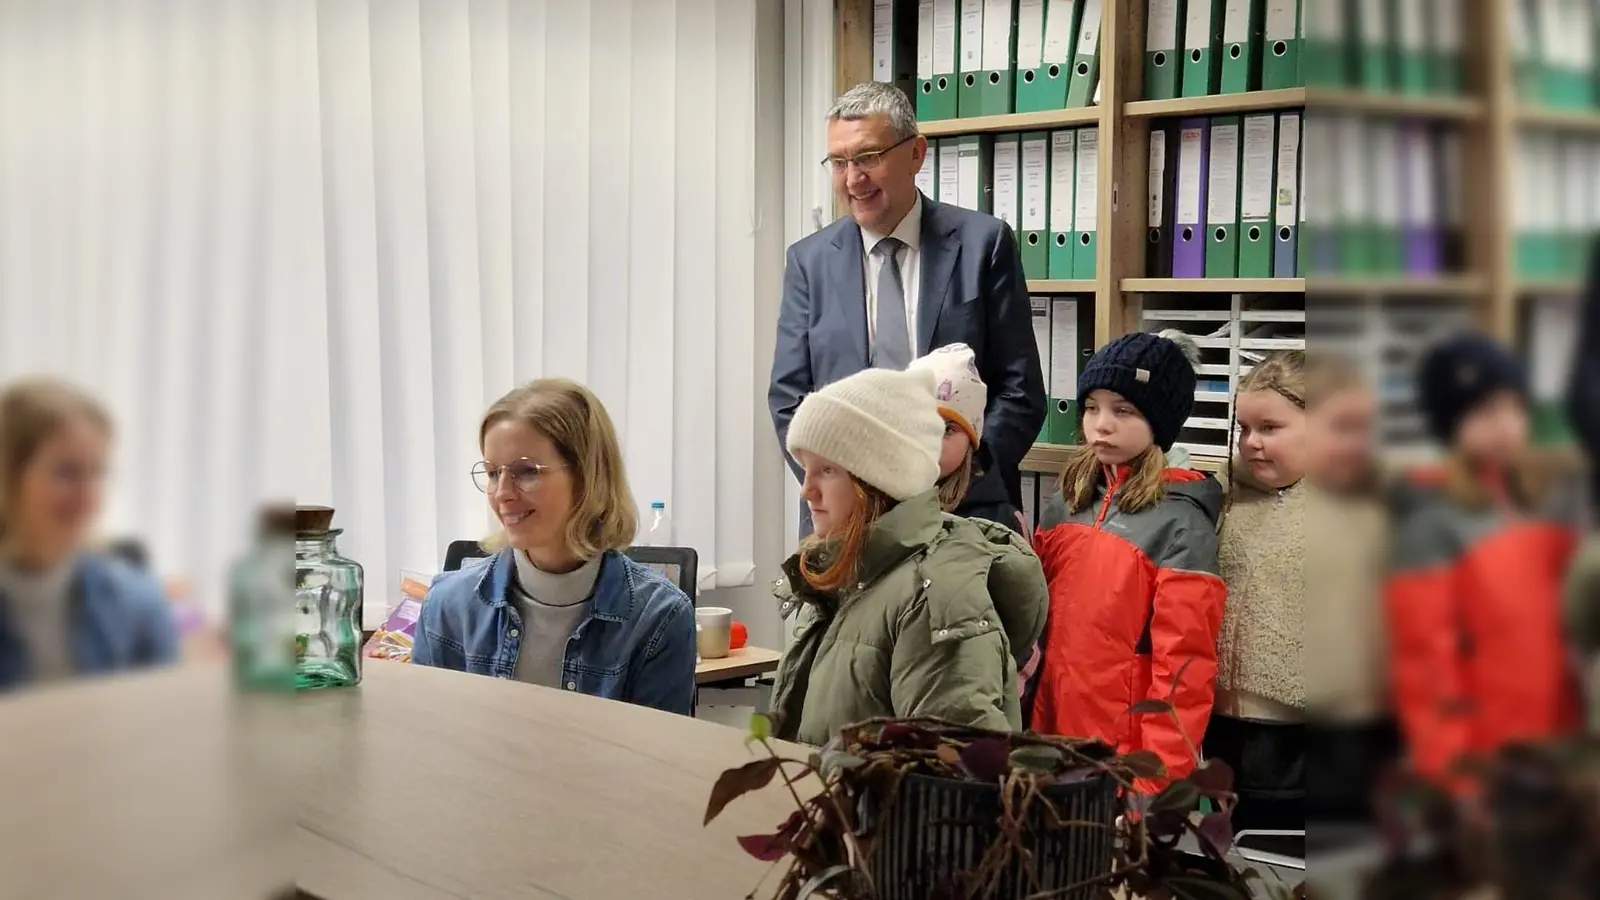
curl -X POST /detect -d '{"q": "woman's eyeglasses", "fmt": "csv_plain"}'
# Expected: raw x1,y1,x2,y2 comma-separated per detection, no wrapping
471,459,566,494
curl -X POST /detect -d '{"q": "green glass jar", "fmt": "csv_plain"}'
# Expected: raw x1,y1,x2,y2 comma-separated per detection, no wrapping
228,505,298,692
294,506,364,690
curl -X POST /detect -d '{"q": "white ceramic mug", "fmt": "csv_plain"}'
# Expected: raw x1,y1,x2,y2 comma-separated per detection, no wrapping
695,606,733,660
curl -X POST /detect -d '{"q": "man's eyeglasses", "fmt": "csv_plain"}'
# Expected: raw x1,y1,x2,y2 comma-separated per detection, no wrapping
471,459,566,494
820,135,917,173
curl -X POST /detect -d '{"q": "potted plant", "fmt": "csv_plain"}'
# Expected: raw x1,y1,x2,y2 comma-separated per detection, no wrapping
705,700,1304,900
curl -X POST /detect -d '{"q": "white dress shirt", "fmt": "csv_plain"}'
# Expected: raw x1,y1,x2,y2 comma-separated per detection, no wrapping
860,192,924,355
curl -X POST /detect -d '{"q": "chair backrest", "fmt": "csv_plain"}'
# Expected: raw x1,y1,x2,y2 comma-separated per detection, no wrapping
443,540,490,572
441,540,698,605
106,538,149,570
621,546,698,605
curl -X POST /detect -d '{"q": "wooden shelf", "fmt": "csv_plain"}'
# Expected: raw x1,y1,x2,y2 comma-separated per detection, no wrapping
918,106,1099,137
1514,105,1600,132
1309,87,1485,120
1122,88,1305,119
1021,443,1076,474
1311,274,1487,297
1121,277,1305,294
1026,279,1095,293
1516,278,1583,296
1022,443,1225,474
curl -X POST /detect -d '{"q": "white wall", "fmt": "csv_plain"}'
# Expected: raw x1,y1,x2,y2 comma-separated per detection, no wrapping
0,0,796,633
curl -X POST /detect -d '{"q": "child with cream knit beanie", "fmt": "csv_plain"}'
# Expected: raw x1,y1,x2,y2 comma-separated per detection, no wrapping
908,344,1025,534
764,367,1049,746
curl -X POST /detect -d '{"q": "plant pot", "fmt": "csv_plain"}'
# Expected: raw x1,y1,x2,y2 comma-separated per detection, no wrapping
860,769,1118,900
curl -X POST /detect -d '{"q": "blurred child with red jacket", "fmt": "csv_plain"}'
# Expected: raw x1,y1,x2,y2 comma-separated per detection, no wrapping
1388,333,1583,785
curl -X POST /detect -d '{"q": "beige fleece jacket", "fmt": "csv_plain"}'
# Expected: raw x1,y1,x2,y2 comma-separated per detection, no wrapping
1215,463,1305,720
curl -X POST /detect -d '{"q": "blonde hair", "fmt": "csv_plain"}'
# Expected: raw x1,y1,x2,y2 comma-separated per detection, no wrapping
0,378,112,550
799,478,894,593
1057,444,1170,516
1227,350,1308,502
935,447,974,513
479,378,637,559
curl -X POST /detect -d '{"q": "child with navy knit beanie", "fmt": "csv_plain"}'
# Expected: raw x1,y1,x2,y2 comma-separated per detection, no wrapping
1388,331,1584,785
1028,329,1226,784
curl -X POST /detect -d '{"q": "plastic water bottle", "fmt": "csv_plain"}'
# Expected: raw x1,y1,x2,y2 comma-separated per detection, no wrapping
644,501,673,546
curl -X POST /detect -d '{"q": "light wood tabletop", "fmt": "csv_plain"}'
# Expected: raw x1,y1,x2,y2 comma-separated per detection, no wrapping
296,661,809,900
0,662,815,900
694,645,782,684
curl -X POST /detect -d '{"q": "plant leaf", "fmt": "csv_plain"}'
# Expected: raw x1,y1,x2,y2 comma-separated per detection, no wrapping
1196,809,1234,858
746,712,772,745
796,864,858,899
818,747,867,780
1008,744,1064,774
704,757,783,825
1122,750,1168,779
736,832,790,862
959,736,1012,782
1164,877,1249,900
1189,757,1235,795
1148,779,1202,814
1130,698,1175,715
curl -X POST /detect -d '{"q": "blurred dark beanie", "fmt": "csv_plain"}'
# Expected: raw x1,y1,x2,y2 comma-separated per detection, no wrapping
1077,330,1200,452
1417,332,1527,444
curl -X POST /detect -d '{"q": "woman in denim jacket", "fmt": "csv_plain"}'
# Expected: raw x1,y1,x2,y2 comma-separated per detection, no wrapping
0,378,177,691
412,378,698,715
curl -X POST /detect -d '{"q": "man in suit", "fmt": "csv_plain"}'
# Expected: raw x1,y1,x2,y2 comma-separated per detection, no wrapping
768,82,1046,535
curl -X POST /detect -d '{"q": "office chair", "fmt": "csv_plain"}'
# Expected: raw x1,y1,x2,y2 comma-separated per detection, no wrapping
442,539,699,606
443,540,490,572
106,538,149,570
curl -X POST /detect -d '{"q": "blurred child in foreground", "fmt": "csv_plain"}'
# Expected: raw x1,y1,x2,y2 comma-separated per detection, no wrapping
1300,353,1399,822
1387,334,1582,786
0,378,177,690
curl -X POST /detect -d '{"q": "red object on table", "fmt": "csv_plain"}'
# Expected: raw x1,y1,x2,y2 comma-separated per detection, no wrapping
729,621,748,650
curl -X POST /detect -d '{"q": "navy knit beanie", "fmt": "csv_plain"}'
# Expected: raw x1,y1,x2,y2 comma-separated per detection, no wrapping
1417,332,1527,444
1077,329,1200,452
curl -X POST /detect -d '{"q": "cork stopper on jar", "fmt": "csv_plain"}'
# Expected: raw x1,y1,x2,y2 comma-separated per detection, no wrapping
294,505,337,536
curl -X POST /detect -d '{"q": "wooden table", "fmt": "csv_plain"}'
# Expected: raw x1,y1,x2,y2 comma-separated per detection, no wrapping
0,662,815,900
695,645,782,685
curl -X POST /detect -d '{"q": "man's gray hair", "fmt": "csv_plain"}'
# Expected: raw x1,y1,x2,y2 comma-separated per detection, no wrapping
826,82,920,142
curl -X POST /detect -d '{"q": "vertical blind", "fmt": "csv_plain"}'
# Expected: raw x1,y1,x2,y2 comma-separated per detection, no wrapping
0,0,774,623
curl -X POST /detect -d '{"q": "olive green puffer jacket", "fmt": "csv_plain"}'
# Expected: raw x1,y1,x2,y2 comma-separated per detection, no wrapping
766,490,1049,746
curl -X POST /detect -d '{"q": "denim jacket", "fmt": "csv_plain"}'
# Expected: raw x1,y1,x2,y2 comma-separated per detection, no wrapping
412,548,698,715
0,554,179,692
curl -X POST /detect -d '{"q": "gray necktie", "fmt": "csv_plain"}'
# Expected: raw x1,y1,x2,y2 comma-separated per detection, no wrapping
872,236,911,369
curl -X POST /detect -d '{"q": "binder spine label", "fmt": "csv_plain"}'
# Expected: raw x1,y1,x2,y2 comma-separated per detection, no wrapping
1265,0,1297,40
1177,126,1205,226
1075,128,1100,233
1022,136,1050,230
934,0,959,73
1274,113,1301,225
1207,123,1241,227
1240,116,1276,220
1049,131,1077,231
1149,0,1179,50
1149,134,1168,226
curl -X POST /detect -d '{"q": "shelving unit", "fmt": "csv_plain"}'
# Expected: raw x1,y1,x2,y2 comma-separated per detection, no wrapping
835,0,1307,476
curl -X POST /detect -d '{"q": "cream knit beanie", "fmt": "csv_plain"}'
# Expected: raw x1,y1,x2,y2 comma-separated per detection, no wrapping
786,367,944,501
907,343,987,448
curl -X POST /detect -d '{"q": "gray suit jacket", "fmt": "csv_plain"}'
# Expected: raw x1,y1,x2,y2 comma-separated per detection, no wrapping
768,195,1047,521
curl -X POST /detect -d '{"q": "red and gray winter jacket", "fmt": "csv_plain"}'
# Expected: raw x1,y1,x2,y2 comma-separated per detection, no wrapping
1031,466,1226,780
1385,465,1582,783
